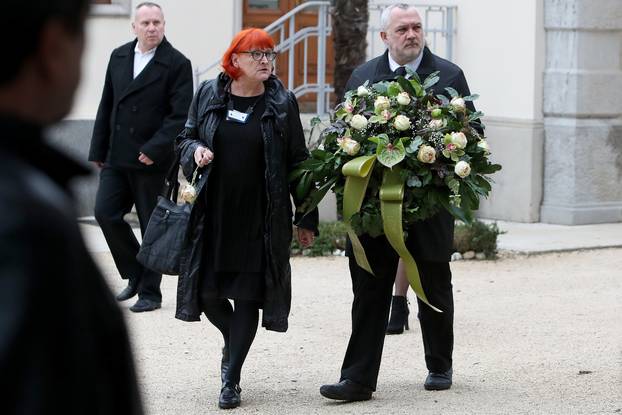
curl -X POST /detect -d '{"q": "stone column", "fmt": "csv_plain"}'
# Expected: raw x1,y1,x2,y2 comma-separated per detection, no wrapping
541,0,622,224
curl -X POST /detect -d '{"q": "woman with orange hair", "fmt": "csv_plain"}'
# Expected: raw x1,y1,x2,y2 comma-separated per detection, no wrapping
174,28,318,409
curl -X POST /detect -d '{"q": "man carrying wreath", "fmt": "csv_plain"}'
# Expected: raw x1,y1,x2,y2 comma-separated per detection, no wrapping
320,3,479,401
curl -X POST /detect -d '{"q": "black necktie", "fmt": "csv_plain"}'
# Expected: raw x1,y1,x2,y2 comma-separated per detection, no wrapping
394,66,407,77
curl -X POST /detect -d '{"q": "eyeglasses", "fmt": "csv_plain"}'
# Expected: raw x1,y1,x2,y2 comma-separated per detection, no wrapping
240,50,278,62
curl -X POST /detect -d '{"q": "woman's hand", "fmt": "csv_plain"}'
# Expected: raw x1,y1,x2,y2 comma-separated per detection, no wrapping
297,227,315,248
194,146,214,167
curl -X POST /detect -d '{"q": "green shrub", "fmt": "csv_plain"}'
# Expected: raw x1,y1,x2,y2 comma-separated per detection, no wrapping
292,220,503,259
291,221,347,256
453,220,503,258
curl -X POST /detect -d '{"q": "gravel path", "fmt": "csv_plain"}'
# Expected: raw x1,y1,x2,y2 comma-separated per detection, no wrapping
93,248,622,414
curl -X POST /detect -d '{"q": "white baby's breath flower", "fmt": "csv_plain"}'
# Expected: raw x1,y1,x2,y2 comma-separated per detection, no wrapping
455,160,471,178
417,145,436,164
396,92,411,106
393,114,411,131
350,114,368,130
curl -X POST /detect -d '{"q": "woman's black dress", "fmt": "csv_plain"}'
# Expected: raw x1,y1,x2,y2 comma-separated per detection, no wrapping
200,94,267,302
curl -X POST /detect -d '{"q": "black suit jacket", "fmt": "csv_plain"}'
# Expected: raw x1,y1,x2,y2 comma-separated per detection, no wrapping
89,37,193,171
345,47,477,262
0,116,143,414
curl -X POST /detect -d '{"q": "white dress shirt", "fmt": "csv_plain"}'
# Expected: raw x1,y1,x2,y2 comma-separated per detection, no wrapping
388,50,424,74
133,45,157,79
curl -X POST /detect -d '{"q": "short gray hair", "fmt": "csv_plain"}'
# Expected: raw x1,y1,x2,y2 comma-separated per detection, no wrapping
136,2,161,11
380,3,417,31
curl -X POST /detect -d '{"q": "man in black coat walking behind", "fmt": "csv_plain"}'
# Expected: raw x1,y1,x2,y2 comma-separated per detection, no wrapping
89,2,193,312
0,0,142,413
321,3,479,401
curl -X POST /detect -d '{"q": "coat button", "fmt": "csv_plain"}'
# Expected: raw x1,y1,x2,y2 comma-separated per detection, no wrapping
132,106,137,112
115,124,120,131
129,127,135,134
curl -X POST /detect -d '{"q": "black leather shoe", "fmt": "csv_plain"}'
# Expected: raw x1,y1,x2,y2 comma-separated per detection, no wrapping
221,346,230,385
319,379,373,401
129,298,161,313
424,368,453,390
116,281,138,301
386,295,410,334
218,383,241,409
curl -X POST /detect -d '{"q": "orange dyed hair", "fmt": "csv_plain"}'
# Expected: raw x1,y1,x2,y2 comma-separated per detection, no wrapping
221,28,276,80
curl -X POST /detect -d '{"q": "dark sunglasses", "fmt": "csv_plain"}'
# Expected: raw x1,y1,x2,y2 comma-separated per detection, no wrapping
240,50,278,61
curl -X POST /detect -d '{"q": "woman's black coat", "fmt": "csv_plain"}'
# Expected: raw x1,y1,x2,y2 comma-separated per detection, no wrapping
175,73,318,332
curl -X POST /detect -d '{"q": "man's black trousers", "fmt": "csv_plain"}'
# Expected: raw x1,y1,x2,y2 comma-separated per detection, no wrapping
94,165,165,302
340,235,454,390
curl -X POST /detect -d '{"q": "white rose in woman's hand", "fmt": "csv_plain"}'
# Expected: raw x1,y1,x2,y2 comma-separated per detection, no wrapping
455,160,471,178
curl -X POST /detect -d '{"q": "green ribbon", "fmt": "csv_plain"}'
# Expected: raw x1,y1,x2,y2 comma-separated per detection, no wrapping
380,168,441,312
342,155,377,275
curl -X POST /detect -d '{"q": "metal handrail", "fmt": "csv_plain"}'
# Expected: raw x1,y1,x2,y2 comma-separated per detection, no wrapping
194,0,332,114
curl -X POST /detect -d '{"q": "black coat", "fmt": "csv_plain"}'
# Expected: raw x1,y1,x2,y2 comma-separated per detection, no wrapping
0,116,142,414
175,74,318,332
345,47,477,262
89,37,193,171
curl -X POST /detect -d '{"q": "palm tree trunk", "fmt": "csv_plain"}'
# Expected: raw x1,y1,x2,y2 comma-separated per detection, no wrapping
331,0,369,102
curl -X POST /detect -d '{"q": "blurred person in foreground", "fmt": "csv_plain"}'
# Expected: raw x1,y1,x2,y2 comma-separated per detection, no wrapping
0,0,143,413
175,28,318,409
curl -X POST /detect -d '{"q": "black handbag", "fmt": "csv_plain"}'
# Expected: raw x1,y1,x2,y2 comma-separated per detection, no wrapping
137,155,195,275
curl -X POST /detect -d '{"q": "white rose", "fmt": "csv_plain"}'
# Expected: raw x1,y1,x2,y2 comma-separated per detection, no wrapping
374,95,391,112
393,114,411,131
428,118,446,130
340,138,361,156
356,86,370,97
451,132,468,149
417,145,436,164
180,184,197,204
350,114,368,130
396,92,411,106
451,97,466,112
477,140,491,155
455,160,471,178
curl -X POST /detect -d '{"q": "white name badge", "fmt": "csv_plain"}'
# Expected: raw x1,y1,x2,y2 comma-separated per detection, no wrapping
226,109,249,124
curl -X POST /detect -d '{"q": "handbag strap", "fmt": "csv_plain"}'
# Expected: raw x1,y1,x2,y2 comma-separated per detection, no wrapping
163,150,183,201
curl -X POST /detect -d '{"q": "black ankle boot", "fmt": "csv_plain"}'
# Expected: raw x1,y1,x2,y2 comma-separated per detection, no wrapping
220,346,229,385
386,295,409,334
218,383,241,409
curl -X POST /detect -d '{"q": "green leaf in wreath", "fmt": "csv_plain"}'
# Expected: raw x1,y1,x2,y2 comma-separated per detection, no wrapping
387,82,402,97
407,175,422,188
445,87,459,98
377,138,406,168
463,94,480,102
295,171,312,200
422,71,440,90
436,94,450,106
468,110,485,122
406,136,424,154
397,77,417,97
